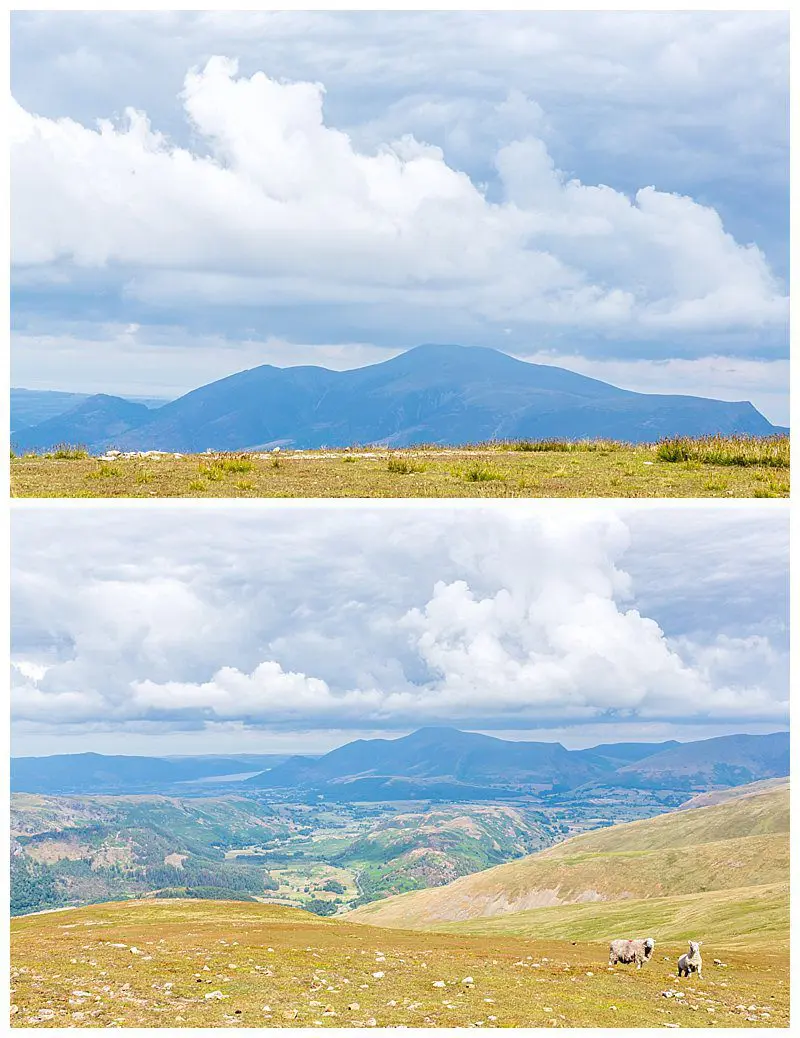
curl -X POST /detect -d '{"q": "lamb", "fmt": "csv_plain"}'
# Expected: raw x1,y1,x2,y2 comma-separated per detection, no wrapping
677,941,703,979
608,938,655,969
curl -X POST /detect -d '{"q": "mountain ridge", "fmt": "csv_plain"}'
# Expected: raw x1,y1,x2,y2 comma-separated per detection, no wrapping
10,344,783,452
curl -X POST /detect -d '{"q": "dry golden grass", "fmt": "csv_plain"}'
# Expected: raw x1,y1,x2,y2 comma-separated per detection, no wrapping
10,898,788,1028
9,436,790,498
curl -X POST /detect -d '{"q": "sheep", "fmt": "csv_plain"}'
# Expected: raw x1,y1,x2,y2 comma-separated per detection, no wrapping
677,941,703,979
608,938,655,969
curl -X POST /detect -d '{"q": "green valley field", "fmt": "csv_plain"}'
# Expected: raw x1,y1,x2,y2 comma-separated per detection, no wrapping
9,435,790,498
10,783,789,1027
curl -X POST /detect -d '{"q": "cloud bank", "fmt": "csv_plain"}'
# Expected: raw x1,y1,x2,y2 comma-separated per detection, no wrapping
11,506,788,753
12,56,786,336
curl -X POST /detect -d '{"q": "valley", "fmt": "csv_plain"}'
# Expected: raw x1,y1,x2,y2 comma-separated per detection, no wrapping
9,736,790,1028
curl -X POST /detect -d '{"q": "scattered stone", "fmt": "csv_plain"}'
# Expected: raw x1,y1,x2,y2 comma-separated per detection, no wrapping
347,1003,360,1011
372,971,385,979
462,977,475,986
365,1018,377,1027
433,980,446,988
204,991,228,1000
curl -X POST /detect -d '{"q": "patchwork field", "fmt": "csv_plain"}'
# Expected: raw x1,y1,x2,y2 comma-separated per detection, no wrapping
10,435,790,498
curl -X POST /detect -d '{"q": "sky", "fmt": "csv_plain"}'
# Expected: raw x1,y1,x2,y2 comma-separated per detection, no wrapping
10,11,790,423
11,502,788,757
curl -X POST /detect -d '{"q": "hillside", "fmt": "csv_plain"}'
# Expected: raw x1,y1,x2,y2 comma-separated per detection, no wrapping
677,777,789,811
10,897,787,1028
10,794,293,916
614,733,790,789
348,786,788,929
10,344,782,453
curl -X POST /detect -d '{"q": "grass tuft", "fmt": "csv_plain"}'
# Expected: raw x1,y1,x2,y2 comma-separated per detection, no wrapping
510,439,623,454
461,463,505,482
657,434,789,468
46,444,90,460
387,456,426,475
86,462,122,479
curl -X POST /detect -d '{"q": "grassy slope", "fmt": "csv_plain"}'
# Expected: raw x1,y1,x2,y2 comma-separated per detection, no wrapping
10,439,790,498
348,788,788,928
10,898,787,1028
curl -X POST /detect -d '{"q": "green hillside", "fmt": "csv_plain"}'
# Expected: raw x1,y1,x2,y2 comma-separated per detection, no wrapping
10,898,788,1028
349,787,788,929
433,883,789,947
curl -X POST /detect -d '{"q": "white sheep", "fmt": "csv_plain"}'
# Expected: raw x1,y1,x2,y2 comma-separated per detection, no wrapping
608,938,655,969
677,940,703,979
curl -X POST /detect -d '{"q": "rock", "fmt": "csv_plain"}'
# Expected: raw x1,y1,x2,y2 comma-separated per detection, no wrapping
130,947,142,955
543,1006,553,1013
372,971,385,979
204,991,228,1000
462,977,475,986
433,981,446,988
365,1018,377,1027
348,1003,360,1011
586,971,594,977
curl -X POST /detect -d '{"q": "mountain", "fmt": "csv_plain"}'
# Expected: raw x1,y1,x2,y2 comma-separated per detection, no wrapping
347,784,789,929
245,727,789,799
10,388,167,436
10,752,291,795
11,389,91,433
246,727,612,795
613,732,790,789
11,394,155,452
10,344,782,452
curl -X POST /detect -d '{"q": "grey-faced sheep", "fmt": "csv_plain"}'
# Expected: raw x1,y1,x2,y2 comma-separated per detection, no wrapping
677,941,703,979
608,937,655,968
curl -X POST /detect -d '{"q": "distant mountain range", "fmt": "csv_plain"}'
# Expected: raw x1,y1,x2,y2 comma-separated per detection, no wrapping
10,388,166,437
10,345,783,452
10,752,291,795
13,729,788,798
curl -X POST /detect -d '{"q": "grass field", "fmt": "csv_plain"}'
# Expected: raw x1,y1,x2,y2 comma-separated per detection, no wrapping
9,897,788,1028
9,435,790,498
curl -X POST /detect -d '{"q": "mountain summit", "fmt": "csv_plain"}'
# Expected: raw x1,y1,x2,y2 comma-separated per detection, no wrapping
11,345,780,452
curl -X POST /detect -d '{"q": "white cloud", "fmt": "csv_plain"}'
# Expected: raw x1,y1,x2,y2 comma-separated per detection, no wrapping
11,506,788,741
12,56,786,334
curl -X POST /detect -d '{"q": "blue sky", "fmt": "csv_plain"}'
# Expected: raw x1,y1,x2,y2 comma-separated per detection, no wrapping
10,12,789,422
11,503,788,756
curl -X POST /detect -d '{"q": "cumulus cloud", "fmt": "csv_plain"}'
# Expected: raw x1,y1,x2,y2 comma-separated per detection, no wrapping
12,56,786,334
10,506,788,748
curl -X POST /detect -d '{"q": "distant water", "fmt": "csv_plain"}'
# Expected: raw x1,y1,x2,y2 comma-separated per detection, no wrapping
178,771,262,784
